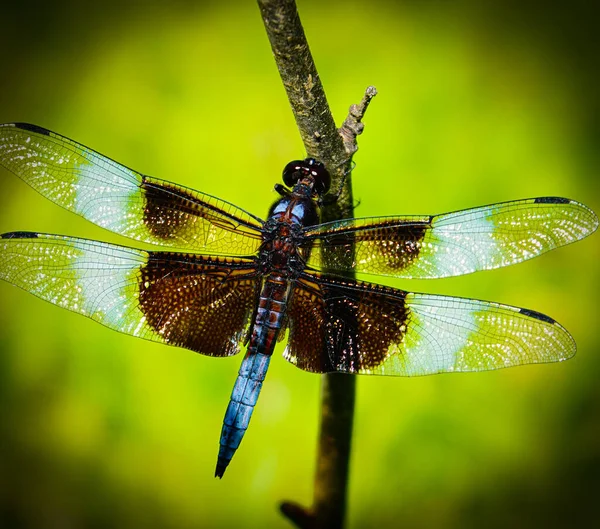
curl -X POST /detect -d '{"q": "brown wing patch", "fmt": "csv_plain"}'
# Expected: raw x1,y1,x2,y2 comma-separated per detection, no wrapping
141,176,263,250
305,217,430,276
285,279,330,372
142,178,207,239
140,253,260,356
286,273,410,373
355,221,428,272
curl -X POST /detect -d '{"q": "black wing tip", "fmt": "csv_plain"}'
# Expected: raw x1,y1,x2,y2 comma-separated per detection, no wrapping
534,197,571,205
1,231,39,240
519,307,555,324
11,123,51,136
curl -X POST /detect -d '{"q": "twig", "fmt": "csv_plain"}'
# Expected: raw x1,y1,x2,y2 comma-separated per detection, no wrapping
257,1,375,528
339,86,378,156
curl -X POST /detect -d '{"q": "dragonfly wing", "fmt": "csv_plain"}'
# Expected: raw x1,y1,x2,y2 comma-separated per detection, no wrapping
0,232,261,355
285,271,575,375
0,123,264,254
304,198,598,278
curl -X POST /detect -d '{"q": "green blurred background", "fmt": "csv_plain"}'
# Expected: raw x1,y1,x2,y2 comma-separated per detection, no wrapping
1,1,598,528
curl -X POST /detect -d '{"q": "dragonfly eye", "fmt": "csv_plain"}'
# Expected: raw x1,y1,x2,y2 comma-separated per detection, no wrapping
282,158,331,195
282,160,305,188
306,158,331,195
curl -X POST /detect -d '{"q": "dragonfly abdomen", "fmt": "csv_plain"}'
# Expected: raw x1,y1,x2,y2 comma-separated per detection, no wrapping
215,276,290,478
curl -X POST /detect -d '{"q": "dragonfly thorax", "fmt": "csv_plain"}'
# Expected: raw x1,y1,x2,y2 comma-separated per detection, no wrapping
260,194,318,277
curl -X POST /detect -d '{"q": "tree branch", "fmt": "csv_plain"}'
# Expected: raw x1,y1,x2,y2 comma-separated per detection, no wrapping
257,0,345,159
257,1,375,528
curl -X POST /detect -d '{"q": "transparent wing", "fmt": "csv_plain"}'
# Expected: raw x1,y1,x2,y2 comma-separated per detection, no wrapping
285,272,575,375
0,123,264,254
304,198,598,278
0,232,260,356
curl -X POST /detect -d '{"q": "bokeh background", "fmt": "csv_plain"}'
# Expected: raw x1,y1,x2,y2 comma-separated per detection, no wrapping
0,1,598,528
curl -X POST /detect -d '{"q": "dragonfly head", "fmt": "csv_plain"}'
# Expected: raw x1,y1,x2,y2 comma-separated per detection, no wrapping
282,158,331,197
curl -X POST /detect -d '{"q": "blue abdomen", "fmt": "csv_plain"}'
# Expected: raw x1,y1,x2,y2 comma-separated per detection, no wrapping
215,277,289,478
216,351,271,477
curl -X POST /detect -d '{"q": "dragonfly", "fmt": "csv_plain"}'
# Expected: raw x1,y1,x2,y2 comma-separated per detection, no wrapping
0,123,597,477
